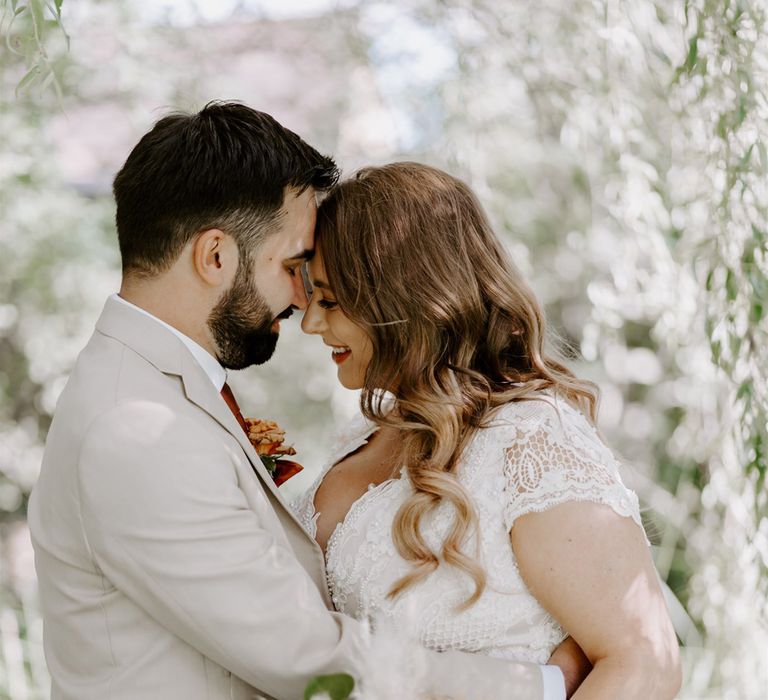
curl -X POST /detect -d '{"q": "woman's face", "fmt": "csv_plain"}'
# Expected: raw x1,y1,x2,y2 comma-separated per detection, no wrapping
300,251,373,390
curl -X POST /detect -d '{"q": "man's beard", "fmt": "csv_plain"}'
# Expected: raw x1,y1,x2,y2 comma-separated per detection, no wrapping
207,259,291,370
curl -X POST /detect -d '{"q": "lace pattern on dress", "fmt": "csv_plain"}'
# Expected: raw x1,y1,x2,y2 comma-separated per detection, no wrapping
495,395,647,541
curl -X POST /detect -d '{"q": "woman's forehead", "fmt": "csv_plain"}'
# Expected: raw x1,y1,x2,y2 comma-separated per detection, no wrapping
308,254,326,278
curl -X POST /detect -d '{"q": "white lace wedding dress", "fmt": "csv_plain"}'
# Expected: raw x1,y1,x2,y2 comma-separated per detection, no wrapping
292,392,647,664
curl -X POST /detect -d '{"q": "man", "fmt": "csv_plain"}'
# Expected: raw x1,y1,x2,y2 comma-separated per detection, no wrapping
28,102,584,699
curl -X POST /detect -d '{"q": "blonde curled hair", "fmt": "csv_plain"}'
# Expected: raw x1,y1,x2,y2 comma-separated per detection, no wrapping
315,162,598,609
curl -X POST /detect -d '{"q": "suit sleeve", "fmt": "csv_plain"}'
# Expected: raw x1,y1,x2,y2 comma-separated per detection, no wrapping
76,400,544,700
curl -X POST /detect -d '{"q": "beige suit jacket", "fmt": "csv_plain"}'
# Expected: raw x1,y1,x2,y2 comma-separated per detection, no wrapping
28,297,545,700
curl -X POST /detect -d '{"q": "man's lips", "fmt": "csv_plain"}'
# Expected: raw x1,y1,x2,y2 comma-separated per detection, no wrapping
272,308,294,331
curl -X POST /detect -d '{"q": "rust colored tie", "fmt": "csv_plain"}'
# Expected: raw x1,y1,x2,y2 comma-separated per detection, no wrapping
220,382,249,435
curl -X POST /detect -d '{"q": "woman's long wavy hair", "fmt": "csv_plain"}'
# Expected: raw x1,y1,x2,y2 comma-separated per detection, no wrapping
315,162,599,609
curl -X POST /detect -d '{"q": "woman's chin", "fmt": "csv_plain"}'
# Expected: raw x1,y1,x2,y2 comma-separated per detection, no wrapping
337,369,363,391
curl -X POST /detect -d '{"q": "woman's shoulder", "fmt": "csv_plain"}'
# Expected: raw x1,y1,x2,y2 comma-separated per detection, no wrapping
484,390,592,439
480,390,621,479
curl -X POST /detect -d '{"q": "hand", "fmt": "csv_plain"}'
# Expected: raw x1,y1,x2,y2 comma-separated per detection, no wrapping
546,636,591,699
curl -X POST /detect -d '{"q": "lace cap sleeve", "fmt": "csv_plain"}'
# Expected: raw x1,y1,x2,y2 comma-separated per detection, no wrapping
496,396,647,541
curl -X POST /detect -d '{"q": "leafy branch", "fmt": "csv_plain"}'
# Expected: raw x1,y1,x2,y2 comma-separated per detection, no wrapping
676,0,768,497
1,0,68,99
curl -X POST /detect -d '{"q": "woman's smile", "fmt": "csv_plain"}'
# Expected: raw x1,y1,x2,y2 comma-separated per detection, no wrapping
330,345,352,365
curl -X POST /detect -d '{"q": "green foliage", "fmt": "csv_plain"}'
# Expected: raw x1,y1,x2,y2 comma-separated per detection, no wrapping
674,0,768,502
303,673,355,700
1,0,68,98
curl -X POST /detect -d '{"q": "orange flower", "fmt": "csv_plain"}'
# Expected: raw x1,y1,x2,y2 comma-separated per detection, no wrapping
244,418,302,486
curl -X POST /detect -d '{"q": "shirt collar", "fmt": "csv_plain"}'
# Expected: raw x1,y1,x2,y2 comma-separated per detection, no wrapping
110,293,227,391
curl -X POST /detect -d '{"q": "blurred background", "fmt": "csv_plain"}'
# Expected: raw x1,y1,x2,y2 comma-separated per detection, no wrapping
1,0,766,697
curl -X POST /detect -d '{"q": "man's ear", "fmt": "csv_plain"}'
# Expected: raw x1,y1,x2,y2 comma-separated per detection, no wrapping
191,229,238,287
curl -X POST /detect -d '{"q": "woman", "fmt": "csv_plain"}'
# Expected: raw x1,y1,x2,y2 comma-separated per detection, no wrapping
293,162,681,698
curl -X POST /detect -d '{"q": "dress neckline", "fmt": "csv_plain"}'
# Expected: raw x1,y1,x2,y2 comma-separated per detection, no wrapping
304,417,380,549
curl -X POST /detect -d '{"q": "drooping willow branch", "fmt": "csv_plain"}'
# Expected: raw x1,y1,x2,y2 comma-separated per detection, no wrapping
1,0,69,99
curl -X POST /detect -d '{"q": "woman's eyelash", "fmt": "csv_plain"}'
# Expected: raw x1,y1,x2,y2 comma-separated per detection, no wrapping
317,299,338,310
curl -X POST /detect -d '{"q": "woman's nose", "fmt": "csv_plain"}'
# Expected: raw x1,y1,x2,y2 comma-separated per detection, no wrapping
301,300,325,335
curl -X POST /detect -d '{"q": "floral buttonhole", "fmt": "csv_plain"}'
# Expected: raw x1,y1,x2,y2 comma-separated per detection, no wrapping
244,418,303,487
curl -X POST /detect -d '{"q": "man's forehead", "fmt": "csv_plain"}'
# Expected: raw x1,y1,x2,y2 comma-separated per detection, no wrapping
280,189,316,249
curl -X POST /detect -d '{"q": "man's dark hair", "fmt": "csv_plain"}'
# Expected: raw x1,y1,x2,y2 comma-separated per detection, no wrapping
113,101,339,276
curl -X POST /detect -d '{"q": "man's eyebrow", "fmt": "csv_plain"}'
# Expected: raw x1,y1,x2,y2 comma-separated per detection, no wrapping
283,249,314,264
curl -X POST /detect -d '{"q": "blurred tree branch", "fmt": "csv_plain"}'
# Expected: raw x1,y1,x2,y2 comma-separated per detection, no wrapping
675,0,768,497
1,0,68,99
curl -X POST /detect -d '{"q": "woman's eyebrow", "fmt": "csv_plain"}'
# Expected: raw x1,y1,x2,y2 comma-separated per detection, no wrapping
312,279,329,289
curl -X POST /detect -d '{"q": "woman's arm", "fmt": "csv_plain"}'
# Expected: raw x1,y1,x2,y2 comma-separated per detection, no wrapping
510,501,682,699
